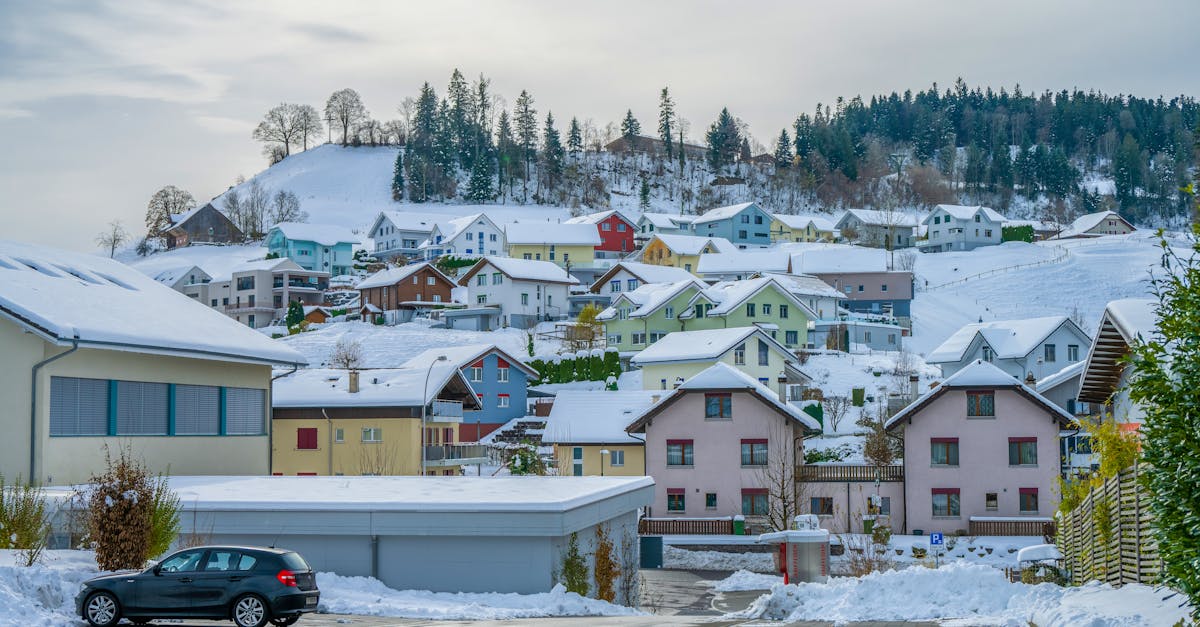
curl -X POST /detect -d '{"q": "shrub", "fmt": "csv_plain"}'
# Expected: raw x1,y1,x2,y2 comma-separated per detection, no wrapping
0,475,52,566
507,444,546,476
147,475,182,560
560,533,590,596
87,449,155,571
1001,224,1035,242
592,525,617,602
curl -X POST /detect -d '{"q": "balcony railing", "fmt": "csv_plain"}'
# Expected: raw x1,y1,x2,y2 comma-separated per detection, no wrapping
273,279,327,290
796,464,904,483
424,444,489,463
429,400,463,419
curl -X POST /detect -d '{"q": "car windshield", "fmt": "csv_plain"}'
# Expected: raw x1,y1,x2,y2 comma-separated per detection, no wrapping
280,552,310,571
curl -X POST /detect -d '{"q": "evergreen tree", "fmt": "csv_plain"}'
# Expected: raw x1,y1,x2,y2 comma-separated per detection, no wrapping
285,301,304,328
1113,133,1143,208
495,110,517,201
406,82,440,202
446,68,474,168
540,112,565,196
705,107,741,172
391,150,404,201
514,90,538,201
773,129,792,168
658,87,675,159
988,146,1013,192
471,75,493,165
567,117,583,156
620,109,641,140
639,176,651,209
466,149,495,202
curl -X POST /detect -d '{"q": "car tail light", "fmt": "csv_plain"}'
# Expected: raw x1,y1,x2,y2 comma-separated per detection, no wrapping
276,569,297,587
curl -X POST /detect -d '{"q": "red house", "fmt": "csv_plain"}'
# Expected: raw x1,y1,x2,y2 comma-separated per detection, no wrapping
566,210,636,254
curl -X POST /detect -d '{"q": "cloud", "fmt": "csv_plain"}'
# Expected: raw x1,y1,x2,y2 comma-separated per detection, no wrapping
192,113,253,134
0,107,33,119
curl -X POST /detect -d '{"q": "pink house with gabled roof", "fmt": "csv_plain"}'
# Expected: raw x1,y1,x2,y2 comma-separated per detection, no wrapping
884,360,1073,535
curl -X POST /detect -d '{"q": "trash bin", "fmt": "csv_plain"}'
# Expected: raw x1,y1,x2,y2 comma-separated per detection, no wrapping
733,515,745,535
862,515,876,535
639,536,663,569
852,387,865,407
758,516,830,584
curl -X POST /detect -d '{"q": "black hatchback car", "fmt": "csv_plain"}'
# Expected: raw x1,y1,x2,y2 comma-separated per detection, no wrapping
76,545,319,627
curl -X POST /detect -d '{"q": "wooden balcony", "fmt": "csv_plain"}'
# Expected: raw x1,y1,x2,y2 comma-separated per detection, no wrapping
796,464,904,483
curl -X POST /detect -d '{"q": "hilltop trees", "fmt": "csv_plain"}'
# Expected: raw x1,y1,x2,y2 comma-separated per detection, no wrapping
144,185,195,241
95,220,128,258
325,89,368,146
658,88,676,159
620,109,641,140
705,107,741,172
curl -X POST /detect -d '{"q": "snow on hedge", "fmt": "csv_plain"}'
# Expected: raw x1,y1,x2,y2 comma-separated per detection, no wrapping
730,561,1190,626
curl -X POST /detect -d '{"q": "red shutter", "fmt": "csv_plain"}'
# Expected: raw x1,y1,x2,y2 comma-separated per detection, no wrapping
1019,487,1038,495
470,359,485,368
931,488,960,495
740,438,768,445
930,437,959,444
741,488,768,495
666,488,685,495
666,439,694,445
496,358,510,368
1008,437,1037,443
297,428,318,450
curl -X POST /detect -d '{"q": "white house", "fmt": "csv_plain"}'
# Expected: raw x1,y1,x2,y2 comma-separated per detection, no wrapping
1053,211,1137,239
695,250,791,281
421,213,505,259
835,209,920,249
926,315,1092,382
456,256,580,328
637,213,696,239
758,272,843,321
367,210,446,260
588,262,697,297
919,204,1007,253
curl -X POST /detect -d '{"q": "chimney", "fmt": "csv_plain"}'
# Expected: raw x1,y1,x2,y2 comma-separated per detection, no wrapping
651,394,661,403
909,374,919,400
348,370,360,393
778,376,788,402
1025,371,1036,386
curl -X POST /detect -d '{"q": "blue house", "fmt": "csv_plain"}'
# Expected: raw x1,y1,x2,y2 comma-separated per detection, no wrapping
402,344,538,441
265,223,360,276
688,202,774,249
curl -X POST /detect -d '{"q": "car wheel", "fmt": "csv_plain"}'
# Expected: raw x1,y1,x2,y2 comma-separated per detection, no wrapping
270,617,300,627
232,593,270,627
84,591,121,627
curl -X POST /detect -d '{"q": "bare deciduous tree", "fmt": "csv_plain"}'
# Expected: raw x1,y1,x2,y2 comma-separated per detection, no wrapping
95,220,128,257
144,185,195,240
756,423,809,531
294,104,323,151
894,250,917,271
253,103,303,158
358,439,400,476
823,395,850,432
329,338,363,370
858,410,897,468
325,89,368,146
269,190,306,224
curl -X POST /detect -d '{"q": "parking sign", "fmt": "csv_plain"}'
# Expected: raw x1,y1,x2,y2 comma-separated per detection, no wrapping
930,532,944,546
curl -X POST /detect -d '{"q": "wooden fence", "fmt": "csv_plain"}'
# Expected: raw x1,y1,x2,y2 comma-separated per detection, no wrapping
638,517,733,535
969,518,1053,538
796,464,904,482
1057,465,1161,586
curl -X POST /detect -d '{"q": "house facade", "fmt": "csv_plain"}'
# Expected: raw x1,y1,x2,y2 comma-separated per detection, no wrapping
926,316,1092,382
265,223,359,276
626,363,821,521
421,213,505,259
402,345,538,440
506,222,601,269
835,209,918,249
688,202,774,249
809,270,915,326
770,214,837,243
1054,211,1137,239
542,390,661,476
641,234,734,273
637,213,697,243
357,262,456,322
197,258,330,329
368,210,445,261
588,263,696,298
457,257,579,328
565,210,636,256
164,203,245,249
0,240,305,485
270,366,484,476
885,360,1072,534
630,326,806,394
919,205,1006,253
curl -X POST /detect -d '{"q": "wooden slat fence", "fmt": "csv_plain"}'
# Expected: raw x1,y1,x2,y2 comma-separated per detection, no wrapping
1057,465,1160,586
638,517,733,535
968,519,1053,537
796,464,904,482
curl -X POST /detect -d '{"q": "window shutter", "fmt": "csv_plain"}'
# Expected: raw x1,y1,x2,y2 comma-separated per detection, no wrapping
49,376,108,435
225,387,265,435
116,381,169,435
174,385,220,434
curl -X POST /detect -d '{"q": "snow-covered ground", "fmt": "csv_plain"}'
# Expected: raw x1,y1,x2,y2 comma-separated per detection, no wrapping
0,550,638,625
727,561,1190,626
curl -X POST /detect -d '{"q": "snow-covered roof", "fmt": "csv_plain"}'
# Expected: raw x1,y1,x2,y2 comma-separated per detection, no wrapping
630,326,792,365
459,256,579,285
1104,298,1157,341
1055,211,1134,238
564,209,634,227
703,277,815,318
651,234,736,255
542,390,663,444
272,366,479,408
759,272,844,299
505,222,601,246
787,245,891,274
926,316,1078,364
590,262,697,292
152,265,209,287
924,204,1007,224
771,213,838,232
356,262,451,291
230,257,306,274
151,475,654,513
1035,360,1085,394
371,210,445,234
0,239,305,366
1078,298,1158,405
639,213,680,229
692,202,758,225
430,213,496,244
628,362,820,432
268,222,360,246
168,203,218,228
885,360,1073,429
696,250,791,275
401,343,538,378
840,209,920,228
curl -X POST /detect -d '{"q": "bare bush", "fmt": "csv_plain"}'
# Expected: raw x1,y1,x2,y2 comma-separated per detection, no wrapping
841,532,896,576
86,448,155,571
329,338,364,369
823,395,850,432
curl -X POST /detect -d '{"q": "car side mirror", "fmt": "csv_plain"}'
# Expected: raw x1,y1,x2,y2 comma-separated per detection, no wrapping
153,564,162,576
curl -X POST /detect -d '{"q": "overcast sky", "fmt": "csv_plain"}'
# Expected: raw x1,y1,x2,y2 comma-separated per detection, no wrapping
2,0,1197,252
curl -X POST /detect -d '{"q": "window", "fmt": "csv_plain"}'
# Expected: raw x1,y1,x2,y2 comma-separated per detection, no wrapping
362,427,382,443
297,428,318,450
1068,344,1079,361
523,253,532,260
864,331,872,343
667,490,685,511
466,231,474,240
694,304,705,318
930,438,959,466
758,339,769,366
607,334,622,344
490,233,498,242
49,376,109,436
497,394,510,408
779,304,789,319
427,276,437,286
985,492,998,511
881,284,888,292
985,229,993,238
879,496,892,515
210,299,217,307
705,493,717,509
649,331,666,343
741,439,768,466
476,294,488,304
606,450,625,467
746,303,755,317
627,279,638,291
742,489,768,515
754,214,764,225
740,215,750,223
334,428,344,443
520,293,529,306
492,273,503,285
117,380,169,435
974,214,981,222
1009,437,1038,466
967,391,995,416
632,332,646,345
761,303,771,316
982,346,993,362
159,549,205,573
1044,344,1056,362
471,366,483,382
549,245,556,260
858,285,865,292
476,275,487,286
174,384,220,435
785,330,798,346
601,222,611,231
236,276,254,290
498,367,509,383
247,294,255,307
666,440,694,466
734,343,746,365
738,230,747,239
225,387,265,435
610,280,621,293
1019,488,1039,513
932,488,960,517
664,306,675,319
571,447,583,476
704,393,732,420
811,497,834,516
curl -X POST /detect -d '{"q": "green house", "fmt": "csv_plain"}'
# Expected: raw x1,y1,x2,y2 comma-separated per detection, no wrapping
598,277,815,355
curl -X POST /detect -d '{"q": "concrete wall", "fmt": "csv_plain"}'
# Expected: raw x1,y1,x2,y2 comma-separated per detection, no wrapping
899,388,1061,534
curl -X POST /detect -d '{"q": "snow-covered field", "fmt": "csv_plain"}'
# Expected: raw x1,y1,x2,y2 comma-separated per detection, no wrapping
0,550,639,625
727,561,1190,626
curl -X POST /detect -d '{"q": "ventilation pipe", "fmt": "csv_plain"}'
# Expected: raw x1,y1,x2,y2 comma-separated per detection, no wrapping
348,370,360,393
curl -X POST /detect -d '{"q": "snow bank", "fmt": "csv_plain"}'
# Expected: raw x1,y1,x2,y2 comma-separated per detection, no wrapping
710,570,784,592
316,573,641,620
663,546,775,572
731,562,1191,626
0,551,103,627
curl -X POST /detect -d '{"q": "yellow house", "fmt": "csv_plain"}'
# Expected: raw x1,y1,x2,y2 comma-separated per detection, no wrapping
541,390,662,476
1,239,306,485
271,366,484,476
505,222,600,268
771,214,838,243
631,326,810,394
641,234,735,273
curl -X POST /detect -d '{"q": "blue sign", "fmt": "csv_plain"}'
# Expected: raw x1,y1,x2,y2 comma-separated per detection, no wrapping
930,532,944,546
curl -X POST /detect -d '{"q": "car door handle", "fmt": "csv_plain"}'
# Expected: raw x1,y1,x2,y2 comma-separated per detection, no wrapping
179,577,193,583
228,576,245,582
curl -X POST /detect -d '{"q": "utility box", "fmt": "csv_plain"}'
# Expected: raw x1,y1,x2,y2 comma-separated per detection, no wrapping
758,515,830,584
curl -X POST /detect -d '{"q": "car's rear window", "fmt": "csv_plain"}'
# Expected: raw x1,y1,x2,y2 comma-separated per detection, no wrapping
280,552,310,571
